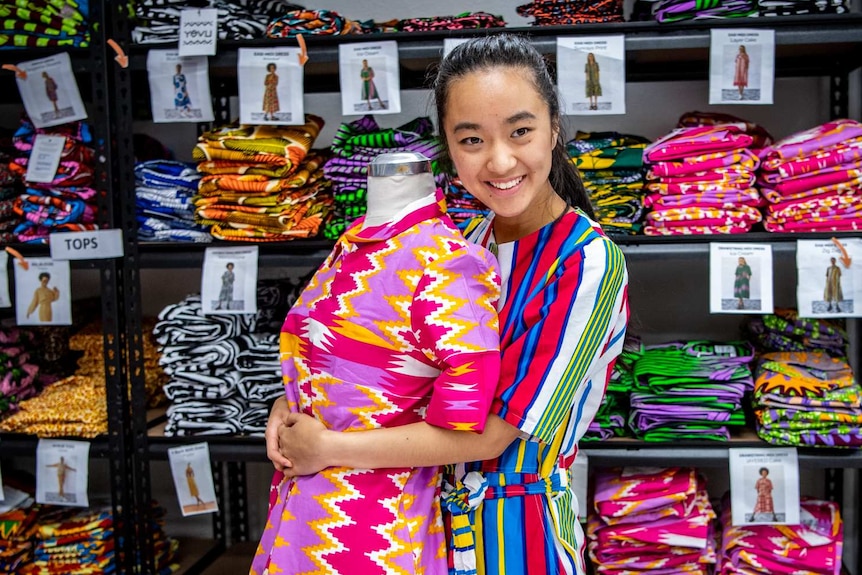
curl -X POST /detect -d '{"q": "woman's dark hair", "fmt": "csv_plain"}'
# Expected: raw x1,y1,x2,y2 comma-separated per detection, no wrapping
759,467,769,475
38,272,50,281
432,33,593,218
267,62,277,71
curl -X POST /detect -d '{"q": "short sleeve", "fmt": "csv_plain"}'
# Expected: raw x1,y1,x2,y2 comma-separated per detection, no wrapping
412,244,501,432
494,236,629,444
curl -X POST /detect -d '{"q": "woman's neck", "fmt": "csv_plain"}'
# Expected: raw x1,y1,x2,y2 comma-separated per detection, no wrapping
492,193,569,244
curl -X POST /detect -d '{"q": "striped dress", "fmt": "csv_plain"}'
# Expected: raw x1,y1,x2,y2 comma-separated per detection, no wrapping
446,209,629,575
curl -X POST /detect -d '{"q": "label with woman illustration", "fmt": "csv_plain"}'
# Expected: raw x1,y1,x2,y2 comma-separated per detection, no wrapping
338,41,401,115
146,50,214,123
729,447,799,525
14,257,72,326
556,35,626,115
36,439,90,507
797,239,861,317
201,245,258,315
237,48,304,125
14,53,88,129
167,443,219,516
710,29,775,105
710,243,774,314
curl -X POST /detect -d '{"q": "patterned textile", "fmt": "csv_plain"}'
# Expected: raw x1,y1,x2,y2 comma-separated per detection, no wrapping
252,190,500,575
517,0,625,24
746,308,848,357
584,335,642,441
396,12,506,31
0,1,89,48
131,0,303,43
135,160,210,243
445,209,629,575
0,375,107,438
0,328,42,417
717,495,843,575
265,9,374,38
634,0,758,21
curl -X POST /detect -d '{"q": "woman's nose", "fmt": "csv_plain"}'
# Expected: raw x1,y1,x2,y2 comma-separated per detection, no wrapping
486,142,517,174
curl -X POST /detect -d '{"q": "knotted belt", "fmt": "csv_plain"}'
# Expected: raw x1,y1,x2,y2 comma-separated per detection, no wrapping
441,466,567,575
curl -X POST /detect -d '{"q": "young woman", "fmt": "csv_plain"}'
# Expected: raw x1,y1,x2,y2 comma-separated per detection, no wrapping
267,34,629,575
262,62,279,121
585,52,601,111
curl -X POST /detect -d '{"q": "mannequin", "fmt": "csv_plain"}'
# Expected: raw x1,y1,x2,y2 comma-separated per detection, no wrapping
251,152,502,575
362,151,437,229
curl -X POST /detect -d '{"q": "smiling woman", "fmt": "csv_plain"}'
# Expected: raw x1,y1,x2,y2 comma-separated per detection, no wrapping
267,33,630,575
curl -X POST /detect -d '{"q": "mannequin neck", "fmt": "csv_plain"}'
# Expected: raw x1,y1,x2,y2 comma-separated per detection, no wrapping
363,172,436,229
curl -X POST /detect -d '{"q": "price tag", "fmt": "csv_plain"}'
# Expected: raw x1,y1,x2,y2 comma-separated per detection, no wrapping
25,135,65,183
179,8,218,56
50,229,124,260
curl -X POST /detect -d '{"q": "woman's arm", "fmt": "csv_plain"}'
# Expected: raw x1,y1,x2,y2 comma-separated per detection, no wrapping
274,409,520,477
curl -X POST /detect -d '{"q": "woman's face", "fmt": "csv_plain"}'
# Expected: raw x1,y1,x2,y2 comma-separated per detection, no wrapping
362,59,368,67
442,67,560,229
176,64,182,73
738,257,745,265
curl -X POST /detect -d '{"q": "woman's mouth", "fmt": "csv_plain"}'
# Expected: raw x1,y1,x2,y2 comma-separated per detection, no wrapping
487,176,524,192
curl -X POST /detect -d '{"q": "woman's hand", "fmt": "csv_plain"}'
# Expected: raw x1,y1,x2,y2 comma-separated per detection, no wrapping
265,396,293,471
278,412,332,478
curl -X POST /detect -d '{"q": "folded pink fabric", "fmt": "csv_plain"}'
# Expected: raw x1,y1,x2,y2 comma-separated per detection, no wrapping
759,119,862,164
644,124,755,162
648,149,760,178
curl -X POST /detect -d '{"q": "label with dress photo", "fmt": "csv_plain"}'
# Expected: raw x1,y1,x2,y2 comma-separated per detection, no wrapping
167,443,219,517
201,245,259,315
709,29,775,105
237,48,304,126
338,41,401,116
15,52,88,129
14,257,72,326
36,439,90,507
146,50,214,123
557,35,626,116
797,238,862,317
728,447,799,526
709,243,774,314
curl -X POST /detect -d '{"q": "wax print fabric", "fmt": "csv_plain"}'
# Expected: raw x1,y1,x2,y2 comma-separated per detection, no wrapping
584,334,642,441
588,467,717,575
757,119,862,232
517,0,625,24
0,328,44,419
567,132,650,235
745,308,848,357
135,160,210,243
0,1,90,48
631,0,757,21
443,209,628,575
716,495,843,575
252,190,501,575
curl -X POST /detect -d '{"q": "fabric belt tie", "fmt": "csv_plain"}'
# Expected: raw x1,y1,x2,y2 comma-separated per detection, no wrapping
441,468,566,575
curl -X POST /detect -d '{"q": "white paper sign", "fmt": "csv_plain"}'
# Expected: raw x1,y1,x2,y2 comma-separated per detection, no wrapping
339,41,401,116
729,447,799,525
50,229,124,260
443,38,470,59
146,50,214,123
557,35,626,116
0,461,4,502
710,29,775,105
202,246,258,315
14,258,72,326
168,443,219,516
36,439,90,507
179,8,218,56
15,52,88,129
0,252,11,308
709,243,774,314
797,238,861,317
24,135,66,184
238,48,304,125
0,486,34,513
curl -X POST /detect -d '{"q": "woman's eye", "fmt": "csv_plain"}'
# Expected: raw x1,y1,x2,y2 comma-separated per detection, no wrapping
459,136,482,145
512,127,531,138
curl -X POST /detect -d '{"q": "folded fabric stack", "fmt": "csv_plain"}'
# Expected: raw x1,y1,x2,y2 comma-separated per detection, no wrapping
758,0,849,15
154,288,287,436
643,122,767,235
588,467,717,575
0,1,90,48
132,0,304,44
584,335,642,441
568,131,651,235
632,0,758,21
323,115,447,239
752,350,862,448
444,179,487,231
629,341,754,441
517,0,624,24
0,151,22,245
9,119,98,244
0,374,107,437
0,486,38,573
266,9,380,38
396,12,506,31
746,308,848,358
716,495,843,574
0,328,43,419
135,160,210,243
758,119,862,232
192,116,335,242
